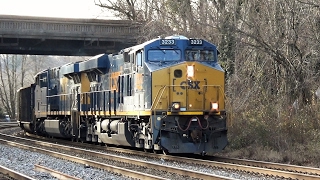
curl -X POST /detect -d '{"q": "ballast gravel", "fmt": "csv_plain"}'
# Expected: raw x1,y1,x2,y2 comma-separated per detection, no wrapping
0,144,128,180
0,127,127,180
1,127,281,180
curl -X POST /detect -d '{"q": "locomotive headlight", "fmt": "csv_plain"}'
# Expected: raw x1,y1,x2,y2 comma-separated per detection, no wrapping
211,102,219,111
187,65,194,77
172,102,181,111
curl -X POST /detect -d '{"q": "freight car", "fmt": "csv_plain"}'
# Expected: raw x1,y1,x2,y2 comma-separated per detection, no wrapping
17,35,228,155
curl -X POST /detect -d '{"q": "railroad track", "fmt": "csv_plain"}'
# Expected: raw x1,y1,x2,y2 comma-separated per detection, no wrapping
211,156,320,176
0,133,234,180
0,164,35,180
0,124,35,180
34,164,81,180
23,133,320,180
0,122,18,129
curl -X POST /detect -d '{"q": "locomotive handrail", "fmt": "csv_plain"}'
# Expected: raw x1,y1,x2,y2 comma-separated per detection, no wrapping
151,84,224,112
79,89,115,116
46,89,115,98
151,85,167,110
46,93,72,97
151,84,189,111
46,85,224,113
46,89,115,115
202,84,223,108
201,84,222,96
78,89,115,94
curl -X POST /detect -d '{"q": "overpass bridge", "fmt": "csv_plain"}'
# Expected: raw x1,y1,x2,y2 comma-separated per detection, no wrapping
0,15,141,56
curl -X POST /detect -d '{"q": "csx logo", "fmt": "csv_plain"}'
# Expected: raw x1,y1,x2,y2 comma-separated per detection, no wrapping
180,81,200,89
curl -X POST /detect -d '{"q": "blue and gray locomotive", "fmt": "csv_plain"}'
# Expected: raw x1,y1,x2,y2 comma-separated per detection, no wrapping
18,35,228,155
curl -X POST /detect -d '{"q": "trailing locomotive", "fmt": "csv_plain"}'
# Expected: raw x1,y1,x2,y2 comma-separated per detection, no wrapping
17,35,228,155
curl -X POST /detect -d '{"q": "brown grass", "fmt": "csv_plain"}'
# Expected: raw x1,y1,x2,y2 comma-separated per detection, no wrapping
221,102,320,168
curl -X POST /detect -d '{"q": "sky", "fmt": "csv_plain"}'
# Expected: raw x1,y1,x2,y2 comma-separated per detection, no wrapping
0,0,114,19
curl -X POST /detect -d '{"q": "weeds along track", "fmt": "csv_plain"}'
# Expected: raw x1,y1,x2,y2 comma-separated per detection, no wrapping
0,133,235,180
13,133,320,180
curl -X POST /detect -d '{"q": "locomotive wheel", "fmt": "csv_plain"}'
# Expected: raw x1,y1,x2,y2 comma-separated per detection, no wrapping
144,149,152,153
162,149,169,155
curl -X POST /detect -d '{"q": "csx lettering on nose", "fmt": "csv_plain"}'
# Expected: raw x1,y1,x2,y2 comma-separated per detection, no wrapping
180,81,200,89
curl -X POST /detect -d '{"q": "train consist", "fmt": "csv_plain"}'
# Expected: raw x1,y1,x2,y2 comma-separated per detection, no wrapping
17,35,228,155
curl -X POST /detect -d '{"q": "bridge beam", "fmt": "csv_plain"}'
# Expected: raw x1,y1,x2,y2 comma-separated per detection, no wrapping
0,15,141,56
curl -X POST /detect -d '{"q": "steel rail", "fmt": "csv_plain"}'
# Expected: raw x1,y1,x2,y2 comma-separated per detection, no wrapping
212,156,320,175
0,164,36,180
34,164,81,180
24,132,320,180
0,137,167,180
1,133,234,180
121,150,320,180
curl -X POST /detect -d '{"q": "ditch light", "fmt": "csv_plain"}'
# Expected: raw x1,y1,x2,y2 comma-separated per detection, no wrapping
171,102,181,111
210,102,219,112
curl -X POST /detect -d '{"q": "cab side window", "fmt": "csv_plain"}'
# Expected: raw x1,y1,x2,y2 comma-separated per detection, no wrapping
136,51,143,67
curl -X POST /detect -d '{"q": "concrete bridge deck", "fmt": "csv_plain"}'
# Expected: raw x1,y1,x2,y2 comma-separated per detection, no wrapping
0,15,141,56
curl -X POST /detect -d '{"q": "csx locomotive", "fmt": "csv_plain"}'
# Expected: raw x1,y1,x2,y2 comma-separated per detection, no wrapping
18,35,227,155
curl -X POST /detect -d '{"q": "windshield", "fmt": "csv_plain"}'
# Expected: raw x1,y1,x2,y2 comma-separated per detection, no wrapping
185,50,215,61
148,49,181,61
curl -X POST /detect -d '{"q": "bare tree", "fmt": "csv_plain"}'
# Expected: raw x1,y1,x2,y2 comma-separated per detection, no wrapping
95,0,140,20
219,0,320,106
20,55,28,88
0,55,19,118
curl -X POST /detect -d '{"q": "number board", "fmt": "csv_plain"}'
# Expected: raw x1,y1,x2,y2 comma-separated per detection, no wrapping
189,39,203,45
160,39,175,45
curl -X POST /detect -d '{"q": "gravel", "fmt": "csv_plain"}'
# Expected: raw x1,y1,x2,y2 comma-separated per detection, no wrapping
0,144,130,180
0,127,281,180
90,149,281,180
0,128,127,180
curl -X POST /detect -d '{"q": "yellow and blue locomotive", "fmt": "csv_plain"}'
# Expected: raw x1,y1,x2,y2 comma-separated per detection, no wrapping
18,35,227,155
